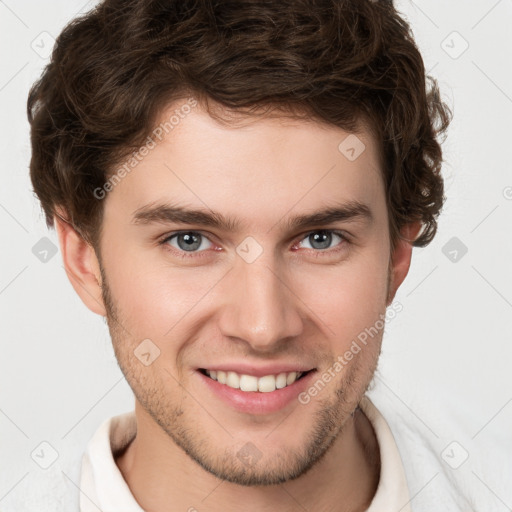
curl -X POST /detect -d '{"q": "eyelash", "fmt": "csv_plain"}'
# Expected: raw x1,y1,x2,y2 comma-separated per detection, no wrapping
158,229,350,259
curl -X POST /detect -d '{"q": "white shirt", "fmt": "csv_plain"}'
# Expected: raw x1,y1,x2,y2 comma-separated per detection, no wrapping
79,395,412,512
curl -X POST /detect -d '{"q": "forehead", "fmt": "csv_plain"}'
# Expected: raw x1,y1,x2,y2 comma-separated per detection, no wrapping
103,100,386,230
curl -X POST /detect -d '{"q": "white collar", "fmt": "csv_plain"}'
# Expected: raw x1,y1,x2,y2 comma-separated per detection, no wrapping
80,395,410,511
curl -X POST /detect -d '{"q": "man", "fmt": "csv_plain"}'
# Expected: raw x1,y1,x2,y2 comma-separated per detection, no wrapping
27,0,455,510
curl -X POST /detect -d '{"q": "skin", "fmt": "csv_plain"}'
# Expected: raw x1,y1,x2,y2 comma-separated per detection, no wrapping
56,99,421,512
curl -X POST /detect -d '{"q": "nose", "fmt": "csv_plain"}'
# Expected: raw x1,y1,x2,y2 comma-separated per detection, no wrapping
216,251,304,352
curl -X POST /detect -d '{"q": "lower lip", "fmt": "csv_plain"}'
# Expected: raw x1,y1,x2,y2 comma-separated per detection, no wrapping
197,369,317,415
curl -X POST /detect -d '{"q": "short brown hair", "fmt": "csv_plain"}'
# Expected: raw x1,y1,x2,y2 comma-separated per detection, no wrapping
27,0,451,251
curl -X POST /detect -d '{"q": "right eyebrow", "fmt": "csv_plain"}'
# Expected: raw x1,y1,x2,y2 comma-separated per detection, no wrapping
132,203,242,231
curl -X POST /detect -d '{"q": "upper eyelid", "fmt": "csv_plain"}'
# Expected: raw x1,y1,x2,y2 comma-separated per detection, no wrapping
161,229,348,249
160,230,217,245
297,230,347,243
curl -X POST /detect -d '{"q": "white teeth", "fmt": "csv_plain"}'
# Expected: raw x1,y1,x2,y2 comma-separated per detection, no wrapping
275,373,287,389
240,374,258,392
226,371,240,389
258,375,276,393
286,371,297,385
204,369,305,392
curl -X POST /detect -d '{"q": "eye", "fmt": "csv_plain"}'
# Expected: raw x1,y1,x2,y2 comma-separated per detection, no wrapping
160,231,214,257
295,230,348,253
159,229,349,259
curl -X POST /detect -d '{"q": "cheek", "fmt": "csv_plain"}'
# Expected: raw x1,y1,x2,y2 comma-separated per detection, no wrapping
295,250,389,342
104,249,221,336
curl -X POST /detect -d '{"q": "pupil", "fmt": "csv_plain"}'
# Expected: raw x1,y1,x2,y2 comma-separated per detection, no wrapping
179,233,200,251
311,231,331,250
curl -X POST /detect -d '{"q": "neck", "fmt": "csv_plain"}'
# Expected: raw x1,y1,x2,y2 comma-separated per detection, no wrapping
115,403,380,512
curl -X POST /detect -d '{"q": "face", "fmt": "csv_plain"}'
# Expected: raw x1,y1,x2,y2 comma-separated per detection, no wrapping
94,100,397,485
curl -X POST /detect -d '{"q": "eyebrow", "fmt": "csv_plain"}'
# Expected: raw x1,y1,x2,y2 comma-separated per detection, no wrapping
132,200,373,232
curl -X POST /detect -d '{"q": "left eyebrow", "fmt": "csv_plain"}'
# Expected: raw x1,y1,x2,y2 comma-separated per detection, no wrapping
132,199,373,232
282,201,373,232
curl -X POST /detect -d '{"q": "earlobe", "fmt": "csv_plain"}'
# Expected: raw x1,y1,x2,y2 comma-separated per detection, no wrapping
386,221,423,305
54,211,106,316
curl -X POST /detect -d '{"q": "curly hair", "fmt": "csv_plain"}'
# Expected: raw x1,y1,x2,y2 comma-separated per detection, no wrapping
27,0,451,252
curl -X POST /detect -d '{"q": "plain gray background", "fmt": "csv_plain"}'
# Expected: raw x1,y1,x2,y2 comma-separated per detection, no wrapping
1,0,511,510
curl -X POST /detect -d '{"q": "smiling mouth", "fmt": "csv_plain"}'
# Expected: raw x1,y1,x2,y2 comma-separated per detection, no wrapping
199,368,314,393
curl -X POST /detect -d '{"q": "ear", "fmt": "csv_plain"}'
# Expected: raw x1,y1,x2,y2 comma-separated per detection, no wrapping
54,211,106,316
386,221,423,305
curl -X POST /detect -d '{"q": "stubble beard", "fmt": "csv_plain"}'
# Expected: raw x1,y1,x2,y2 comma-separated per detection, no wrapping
98,259,386,486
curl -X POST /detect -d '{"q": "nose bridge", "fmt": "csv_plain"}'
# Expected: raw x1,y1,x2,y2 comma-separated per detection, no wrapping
217,244,303,349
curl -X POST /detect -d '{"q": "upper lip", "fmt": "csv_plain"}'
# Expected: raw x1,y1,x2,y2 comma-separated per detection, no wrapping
198,363,316,378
